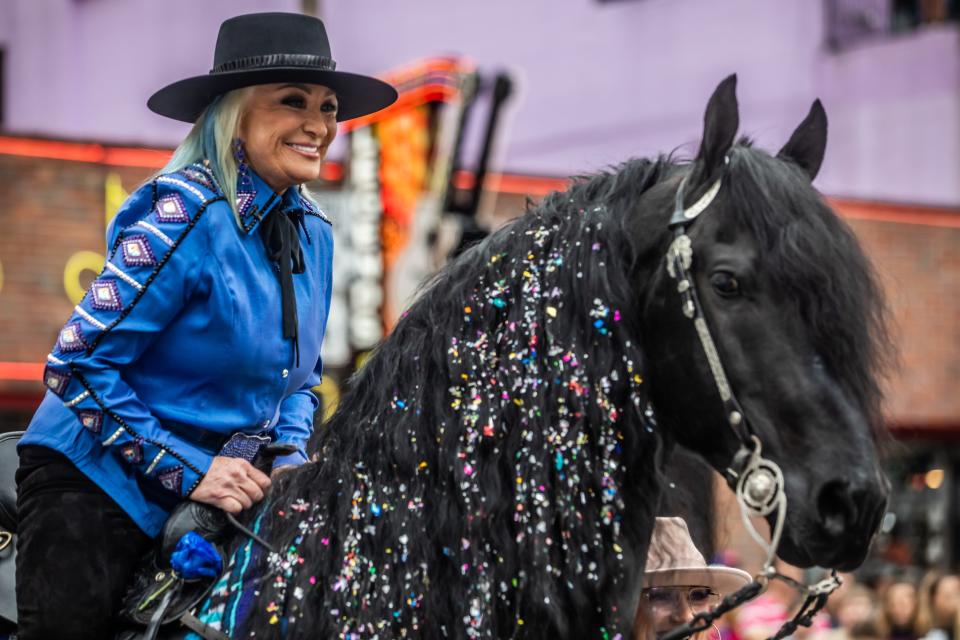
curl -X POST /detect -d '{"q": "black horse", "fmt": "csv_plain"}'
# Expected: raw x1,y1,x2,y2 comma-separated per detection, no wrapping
198,75,892,639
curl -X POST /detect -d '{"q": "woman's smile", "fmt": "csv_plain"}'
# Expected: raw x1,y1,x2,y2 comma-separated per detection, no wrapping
284,141,321,159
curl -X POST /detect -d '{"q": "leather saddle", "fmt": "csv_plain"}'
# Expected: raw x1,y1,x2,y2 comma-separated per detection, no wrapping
0,430,20,627
0,431,19,534
0,429,294,639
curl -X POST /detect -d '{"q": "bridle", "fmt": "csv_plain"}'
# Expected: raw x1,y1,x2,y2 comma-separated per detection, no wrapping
657,166,841,640
664,169,786,568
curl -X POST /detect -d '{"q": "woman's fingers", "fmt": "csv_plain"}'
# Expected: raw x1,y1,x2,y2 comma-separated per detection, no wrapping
233,460,270,504
238,474,265,504
233,488,254,511
246,464,272,490
220,496,245,514
191,456,273,512
226,460,268,508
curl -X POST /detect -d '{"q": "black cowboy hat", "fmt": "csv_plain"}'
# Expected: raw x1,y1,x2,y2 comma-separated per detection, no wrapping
147,12,398,123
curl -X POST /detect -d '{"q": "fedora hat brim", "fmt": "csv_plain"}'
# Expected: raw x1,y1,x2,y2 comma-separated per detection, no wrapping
643,566,753,597
147,68,398,123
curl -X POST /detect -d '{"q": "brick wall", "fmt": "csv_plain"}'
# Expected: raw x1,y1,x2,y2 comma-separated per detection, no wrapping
0,154,153,418
848,217,960,429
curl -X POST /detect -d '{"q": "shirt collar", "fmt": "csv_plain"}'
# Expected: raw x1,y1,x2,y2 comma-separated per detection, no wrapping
236,167,283,235
280,184,312,215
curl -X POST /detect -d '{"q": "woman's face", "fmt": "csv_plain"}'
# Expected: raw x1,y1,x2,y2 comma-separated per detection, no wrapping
884,582,916,628
838,591,875,629
932,576,960,627
634,586,718,639
238,83,338,193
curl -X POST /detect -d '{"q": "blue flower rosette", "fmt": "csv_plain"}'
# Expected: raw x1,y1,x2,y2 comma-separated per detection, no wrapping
170,530,222,580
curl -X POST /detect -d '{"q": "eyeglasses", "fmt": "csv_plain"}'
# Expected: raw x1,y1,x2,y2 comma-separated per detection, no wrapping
641,586,720,614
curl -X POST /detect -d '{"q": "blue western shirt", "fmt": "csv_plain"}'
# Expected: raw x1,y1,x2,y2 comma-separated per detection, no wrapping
20,162,333,536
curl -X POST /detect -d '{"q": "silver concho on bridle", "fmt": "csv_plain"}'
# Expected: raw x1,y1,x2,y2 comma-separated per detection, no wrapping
728,436,786,568
658,170,841,640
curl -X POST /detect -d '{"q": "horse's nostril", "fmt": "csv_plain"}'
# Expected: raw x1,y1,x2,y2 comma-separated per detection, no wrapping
817,480,858,539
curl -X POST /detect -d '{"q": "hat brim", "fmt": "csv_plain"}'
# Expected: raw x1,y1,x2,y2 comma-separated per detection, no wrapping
147,68,398,123
643,566,753,597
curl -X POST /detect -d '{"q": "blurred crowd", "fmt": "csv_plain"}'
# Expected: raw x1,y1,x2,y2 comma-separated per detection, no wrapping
716,567,960,640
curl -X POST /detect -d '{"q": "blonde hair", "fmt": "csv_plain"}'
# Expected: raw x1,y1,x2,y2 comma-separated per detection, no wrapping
154,87,253,227
915,571,960,640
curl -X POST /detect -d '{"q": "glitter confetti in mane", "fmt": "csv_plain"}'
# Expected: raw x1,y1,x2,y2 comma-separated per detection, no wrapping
220,157,676,639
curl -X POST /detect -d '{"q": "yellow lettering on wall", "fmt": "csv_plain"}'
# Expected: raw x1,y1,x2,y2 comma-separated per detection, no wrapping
59,174,126,305
314,376,342,423
63,251,105,305
354,351,372,371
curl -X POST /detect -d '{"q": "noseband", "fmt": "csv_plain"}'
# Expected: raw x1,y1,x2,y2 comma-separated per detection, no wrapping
658,168,840,640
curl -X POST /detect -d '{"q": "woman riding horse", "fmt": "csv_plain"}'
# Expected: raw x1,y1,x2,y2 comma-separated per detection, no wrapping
15,13,396,638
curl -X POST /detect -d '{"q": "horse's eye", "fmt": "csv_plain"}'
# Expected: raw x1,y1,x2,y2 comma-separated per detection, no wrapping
710,271,741,297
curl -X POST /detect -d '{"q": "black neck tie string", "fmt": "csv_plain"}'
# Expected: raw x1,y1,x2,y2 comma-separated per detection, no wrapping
259,209,306,367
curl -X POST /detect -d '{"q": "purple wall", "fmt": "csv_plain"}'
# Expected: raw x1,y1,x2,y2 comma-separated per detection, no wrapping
2,0,298,146
322,0,960,206
814,26,960,205
2,0,958,205
327,0,824,171
0,2,11,45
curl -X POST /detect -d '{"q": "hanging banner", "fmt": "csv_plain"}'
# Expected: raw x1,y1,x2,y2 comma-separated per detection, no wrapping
346,127,384,353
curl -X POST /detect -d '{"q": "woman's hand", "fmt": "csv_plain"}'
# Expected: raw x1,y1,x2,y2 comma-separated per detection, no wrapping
190,456,272,514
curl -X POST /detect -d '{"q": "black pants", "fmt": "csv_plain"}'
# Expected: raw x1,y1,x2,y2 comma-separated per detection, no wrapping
15,445,152,640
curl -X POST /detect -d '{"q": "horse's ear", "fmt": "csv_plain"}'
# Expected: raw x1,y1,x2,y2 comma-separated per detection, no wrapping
696,74,739,177
777,99,828,181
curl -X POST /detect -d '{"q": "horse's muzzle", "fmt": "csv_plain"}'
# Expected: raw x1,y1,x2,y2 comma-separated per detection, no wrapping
809,476,888,569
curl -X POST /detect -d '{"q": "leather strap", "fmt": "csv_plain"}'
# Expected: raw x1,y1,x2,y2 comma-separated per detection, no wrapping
179,611,232,640
0,529,16,624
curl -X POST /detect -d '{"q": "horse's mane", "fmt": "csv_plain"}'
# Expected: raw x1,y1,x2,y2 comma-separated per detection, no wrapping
236,157,672,637
236,144,891,637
